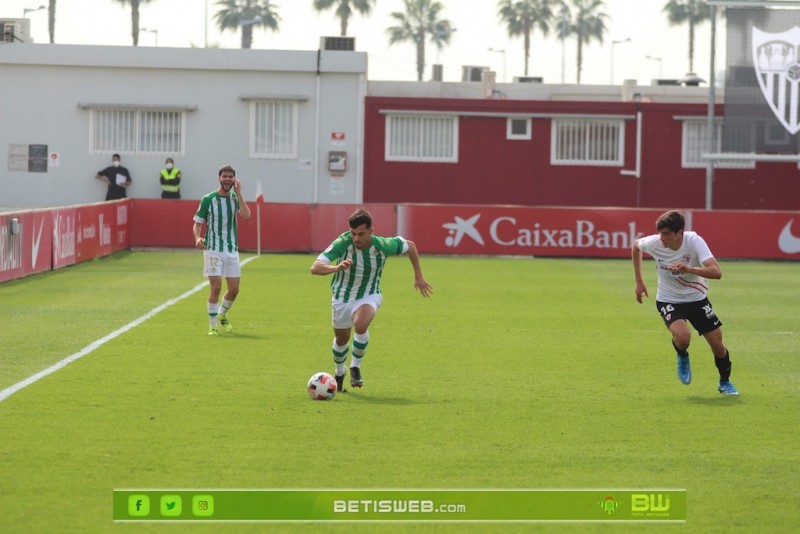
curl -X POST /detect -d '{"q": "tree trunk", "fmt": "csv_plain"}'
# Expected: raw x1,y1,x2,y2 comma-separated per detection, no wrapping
131,1,140,46
242,25,254,49
524,26,531,77
340,17,347,37
576,33,583,84
688,21,695,73
48,0,56,43
416,35,425,81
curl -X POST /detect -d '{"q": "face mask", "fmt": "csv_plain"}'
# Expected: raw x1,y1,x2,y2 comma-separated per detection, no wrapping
166,163,174,170
112,161,120,167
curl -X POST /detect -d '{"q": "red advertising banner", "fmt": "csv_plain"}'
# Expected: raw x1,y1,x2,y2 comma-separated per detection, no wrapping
0,210,53,283
74,200,129,263
397,205,800,259
397,205,665,258
52,208,77,270
692,210,800,260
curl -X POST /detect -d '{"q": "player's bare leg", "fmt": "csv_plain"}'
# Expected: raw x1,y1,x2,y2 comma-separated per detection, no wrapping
207,276,223,335
669,320,692,385
349,305,375,388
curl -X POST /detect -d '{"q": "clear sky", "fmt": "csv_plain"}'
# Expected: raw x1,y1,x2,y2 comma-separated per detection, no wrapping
4,0,722,85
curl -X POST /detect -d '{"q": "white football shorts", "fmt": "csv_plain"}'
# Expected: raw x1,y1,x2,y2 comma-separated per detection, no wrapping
331,294,383,329
203,250,241,278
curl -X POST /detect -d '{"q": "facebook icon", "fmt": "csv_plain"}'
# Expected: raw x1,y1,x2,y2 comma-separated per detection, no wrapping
128,495,150,516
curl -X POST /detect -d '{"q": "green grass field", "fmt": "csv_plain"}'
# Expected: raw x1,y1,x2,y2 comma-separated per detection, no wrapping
1,251,798,532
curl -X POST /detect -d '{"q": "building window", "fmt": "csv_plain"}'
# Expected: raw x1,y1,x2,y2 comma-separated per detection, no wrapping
507,118,532,140
250,101,297,158
90,109,185,155
551,118,624,166
385,115,459,162
681,120,755,169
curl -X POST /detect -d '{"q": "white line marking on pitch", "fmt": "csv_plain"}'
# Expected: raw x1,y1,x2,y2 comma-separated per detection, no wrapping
0,255,259,403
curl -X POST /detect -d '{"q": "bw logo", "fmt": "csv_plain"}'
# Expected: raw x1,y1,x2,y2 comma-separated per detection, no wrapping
631,494,670,513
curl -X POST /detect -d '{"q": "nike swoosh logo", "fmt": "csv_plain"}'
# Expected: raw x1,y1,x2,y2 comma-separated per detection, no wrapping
31,218,44,269
778,220,800,254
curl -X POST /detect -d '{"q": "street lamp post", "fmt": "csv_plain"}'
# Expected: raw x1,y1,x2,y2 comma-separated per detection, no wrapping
140,27,159,47
645,55,663,79
610,38,631,85
488,48,506,83
23,5,46,18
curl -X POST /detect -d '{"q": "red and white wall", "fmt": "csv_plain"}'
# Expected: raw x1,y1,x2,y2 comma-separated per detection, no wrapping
362,97,800,211
2,200,797,284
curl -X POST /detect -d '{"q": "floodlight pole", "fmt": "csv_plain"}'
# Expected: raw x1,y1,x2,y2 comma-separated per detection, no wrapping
705,6,717,210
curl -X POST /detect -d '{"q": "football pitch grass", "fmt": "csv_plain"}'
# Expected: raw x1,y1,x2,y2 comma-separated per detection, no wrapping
1,250,798,532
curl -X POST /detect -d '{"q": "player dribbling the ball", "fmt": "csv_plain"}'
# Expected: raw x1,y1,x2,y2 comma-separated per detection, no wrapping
310,209,433,392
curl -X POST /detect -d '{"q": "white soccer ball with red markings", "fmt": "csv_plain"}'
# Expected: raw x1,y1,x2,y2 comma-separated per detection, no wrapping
307,372,337,400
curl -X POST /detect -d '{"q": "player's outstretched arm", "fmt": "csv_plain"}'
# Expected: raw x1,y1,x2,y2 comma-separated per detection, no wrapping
406,240,433,297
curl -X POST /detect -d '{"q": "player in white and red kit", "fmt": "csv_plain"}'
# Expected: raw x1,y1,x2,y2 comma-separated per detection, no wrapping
632,210,739,396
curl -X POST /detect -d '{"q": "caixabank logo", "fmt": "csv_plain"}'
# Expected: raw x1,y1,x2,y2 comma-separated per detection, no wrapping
440,213,646,252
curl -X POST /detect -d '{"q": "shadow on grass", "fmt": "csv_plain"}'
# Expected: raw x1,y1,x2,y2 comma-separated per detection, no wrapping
685,395,744,406
343,391,419,405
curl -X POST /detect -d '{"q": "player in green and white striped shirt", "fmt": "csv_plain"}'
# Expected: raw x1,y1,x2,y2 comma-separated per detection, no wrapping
193,165,252,336
311,209,433,392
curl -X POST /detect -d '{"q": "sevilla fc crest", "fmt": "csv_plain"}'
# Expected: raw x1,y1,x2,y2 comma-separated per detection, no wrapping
753,26,800,135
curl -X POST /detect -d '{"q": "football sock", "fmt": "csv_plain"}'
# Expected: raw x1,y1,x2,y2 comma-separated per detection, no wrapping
208,301,220,327
715,350,732,381
332,340,349,377
351,331,369,368
220,297,235,316
672,339,689,357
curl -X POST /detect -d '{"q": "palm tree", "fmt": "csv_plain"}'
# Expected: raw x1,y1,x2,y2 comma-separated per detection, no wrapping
387,0,455,81
214,0,281,49
111,0,156,46
313,0,376,37
48,0,57,43
663,0,712,73
497,0,554,77
564,0,609,84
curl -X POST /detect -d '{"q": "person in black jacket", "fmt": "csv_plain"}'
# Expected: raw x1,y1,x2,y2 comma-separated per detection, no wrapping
95,154,132,200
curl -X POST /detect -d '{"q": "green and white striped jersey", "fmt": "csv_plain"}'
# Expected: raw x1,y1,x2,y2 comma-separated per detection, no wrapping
318,232,408,303
193,191,241,253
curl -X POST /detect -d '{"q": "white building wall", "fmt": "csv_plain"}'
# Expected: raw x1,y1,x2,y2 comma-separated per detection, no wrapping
0,44,366,208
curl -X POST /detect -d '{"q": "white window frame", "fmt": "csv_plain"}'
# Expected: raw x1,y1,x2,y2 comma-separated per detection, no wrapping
550,118,625,166
681,119,755,169
507,117,532,140
384,114,459,163
88,108,186,156
249,100,298,159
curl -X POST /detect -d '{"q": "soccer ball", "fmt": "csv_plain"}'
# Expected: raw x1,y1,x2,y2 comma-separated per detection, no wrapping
307,372,337,400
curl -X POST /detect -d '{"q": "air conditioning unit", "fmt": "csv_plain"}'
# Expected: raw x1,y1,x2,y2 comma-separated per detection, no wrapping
513,76,543,83
320,36,355,51
652,79,680,86
462,65,488,82
0,19,32,44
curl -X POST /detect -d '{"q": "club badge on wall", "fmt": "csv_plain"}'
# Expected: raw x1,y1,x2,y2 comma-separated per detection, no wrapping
753,26,800,134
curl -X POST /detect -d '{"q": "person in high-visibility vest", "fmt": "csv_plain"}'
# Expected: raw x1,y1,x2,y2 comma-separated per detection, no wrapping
160,157,182,199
